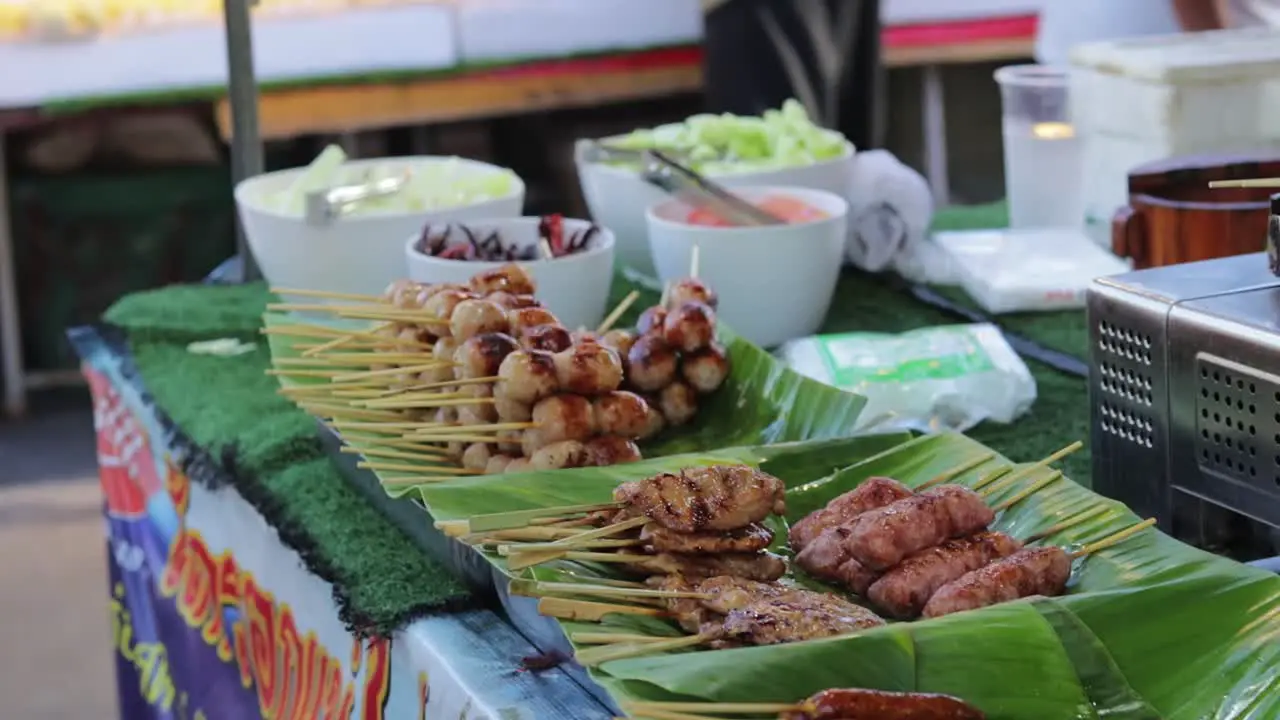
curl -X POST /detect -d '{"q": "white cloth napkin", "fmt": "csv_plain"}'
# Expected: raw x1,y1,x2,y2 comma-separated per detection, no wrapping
843,150,952,283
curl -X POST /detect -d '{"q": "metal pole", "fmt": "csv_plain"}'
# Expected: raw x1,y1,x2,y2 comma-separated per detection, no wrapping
0,133,27,418
223,0,263,281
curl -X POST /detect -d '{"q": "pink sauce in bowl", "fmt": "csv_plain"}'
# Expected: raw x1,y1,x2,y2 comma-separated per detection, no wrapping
684,195,831,227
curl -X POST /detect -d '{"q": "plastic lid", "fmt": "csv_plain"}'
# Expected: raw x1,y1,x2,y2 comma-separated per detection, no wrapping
1070,26,1280,82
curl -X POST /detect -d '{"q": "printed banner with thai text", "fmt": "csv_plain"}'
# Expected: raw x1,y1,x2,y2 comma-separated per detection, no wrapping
78,331,429,720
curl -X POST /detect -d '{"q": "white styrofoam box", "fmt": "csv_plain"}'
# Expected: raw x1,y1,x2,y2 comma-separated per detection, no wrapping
1069,27,1280,228
0,4,457,109
455,0,702,64
882,0,1044,25
1070,27,1280,141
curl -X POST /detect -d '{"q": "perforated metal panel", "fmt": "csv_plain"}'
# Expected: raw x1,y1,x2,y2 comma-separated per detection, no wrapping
1088,287,1172,526
1096,321,1155,449
1192,357,1279,488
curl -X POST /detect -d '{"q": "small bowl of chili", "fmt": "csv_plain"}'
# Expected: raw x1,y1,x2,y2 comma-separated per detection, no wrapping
404,215,615,330
646,186,848,348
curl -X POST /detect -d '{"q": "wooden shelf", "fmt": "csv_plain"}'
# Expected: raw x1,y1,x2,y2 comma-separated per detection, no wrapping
216,62,702,141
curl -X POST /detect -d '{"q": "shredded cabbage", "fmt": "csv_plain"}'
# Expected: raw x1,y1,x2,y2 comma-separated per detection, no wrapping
606,99,850,175
266,145,517,217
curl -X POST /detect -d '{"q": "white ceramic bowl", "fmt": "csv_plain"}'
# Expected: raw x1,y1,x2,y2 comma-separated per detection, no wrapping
236,156,524,299
576,139,854,275
405,217,615,331
646,186,849,349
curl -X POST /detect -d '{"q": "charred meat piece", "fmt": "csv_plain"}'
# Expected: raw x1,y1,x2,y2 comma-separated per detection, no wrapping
781,688,986,720
867,532,1023,619
721,591,884,646
620,551,788,582
696,576,796,614
646,575,720,634
613,465,786,533
641,522,775,555
922,546,1072,619
842,485,995,571
794,526,880,595
789,477,915,552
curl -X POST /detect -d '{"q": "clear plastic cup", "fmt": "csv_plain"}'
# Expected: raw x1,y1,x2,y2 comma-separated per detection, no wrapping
995,65,1084,230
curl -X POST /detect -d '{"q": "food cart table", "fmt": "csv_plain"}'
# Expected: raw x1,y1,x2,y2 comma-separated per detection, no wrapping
70,202,1106,718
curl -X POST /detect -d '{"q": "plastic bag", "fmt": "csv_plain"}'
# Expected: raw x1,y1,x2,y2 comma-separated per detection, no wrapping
777,323,1037,433
934,227,1129,314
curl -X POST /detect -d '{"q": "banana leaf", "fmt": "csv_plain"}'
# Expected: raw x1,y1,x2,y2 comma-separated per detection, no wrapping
261,311,870,497
424,431,1280,719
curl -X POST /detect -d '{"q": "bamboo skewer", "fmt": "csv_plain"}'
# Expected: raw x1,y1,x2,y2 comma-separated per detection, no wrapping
1208,178,1280,188
500,538,641,553
536,597,666,622
335,308,450,324
987,471,1062,508
598,290,642,334
514,580,708,602
970,466,1013,492
916,452,998,491
1070,518,1156,559
461,502,621,533
332,420,444,431
298,403,406,422
978,441,1083,498
268,302,389,314
503,516,648,569
270,287,383,302
576,633,710,666
265,368,348,379
1024,504,1111,543
261,325,351,339
357,461,481,475
690,244,701,280
623,709,721,720
340,446,454,463
360,391,499,408
571,632,679,646
332,362,454,382
301,333,356,357
379,475,479,487
342,435,468,452
460,527,584,544
543,516,647,546
626,701,800,716
371,376,500,398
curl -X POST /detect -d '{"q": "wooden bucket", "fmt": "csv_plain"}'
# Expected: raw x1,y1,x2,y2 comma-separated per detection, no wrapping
1112,153,1280,270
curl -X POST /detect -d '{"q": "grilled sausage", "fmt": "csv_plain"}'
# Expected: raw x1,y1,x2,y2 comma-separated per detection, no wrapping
922,546,1071,619
782,687,985,720
789,477,915,552
843,485,994,571
867,532,1023,619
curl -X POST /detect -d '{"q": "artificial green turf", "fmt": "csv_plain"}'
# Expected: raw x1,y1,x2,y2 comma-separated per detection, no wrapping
106,286,475,635
104,200,1090,634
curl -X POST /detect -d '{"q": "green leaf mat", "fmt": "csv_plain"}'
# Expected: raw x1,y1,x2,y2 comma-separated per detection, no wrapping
100,201,1089,636
422,432,1280,719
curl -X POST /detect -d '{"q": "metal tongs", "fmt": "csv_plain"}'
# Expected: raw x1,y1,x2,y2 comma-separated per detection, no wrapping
585,141,785,227
304,171,411,225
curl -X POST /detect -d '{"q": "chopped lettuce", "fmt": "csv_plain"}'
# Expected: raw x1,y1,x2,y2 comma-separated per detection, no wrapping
264,146,517,217
605,99,850,175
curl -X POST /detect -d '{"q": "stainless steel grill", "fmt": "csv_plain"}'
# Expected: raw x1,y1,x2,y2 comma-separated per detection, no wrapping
1088,253,1280,547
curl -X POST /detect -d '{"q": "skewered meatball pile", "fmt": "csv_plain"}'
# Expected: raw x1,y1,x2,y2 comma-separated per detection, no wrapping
374,264,654,474
577,277,730,436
